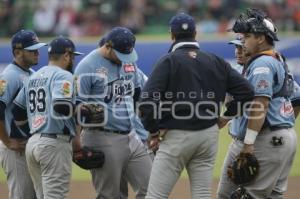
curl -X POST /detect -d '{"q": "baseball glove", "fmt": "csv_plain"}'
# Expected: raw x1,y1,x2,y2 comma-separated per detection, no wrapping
80,104,104,124
73,147,105,170
227,153,259,185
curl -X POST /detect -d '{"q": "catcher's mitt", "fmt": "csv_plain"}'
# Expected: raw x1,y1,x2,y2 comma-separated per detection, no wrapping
73,147,105,170
80,104,104,124
227,153,259,185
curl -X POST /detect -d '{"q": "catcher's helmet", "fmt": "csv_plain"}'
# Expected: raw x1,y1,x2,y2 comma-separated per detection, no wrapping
231,8,279,41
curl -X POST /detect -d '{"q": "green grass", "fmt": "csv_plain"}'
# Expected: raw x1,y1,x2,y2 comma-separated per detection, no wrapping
0,117,299,182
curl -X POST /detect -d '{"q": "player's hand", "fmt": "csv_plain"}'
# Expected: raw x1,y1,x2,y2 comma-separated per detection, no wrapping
241,144,254,154
5,138,26,152
148,136,159,153
217,117,230,129
148,129,167,153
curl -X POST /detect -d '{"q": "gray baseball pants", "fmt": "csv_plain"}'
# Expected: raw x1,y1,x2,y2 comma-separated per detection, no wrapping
25,133,72,199
81,129,152,199
146,125,219,199
217,127,297,199
0,141,36,199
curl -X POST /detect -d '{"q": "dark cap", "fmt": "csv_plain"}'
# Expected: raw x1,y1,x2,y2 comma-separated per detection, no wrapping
228,34,243,46
48,36,83,56
98,37,106,47
104,27,137,63
169,13,196,33
11,29,47,50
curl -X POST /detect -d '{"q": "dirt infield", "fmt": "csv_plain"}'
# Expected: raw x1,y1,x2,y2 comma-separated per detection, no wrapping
0,177,299,199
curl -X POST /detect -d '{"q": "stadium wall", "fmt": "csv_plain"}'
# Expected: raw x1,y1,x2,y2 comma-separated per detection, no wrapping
1,40,299,83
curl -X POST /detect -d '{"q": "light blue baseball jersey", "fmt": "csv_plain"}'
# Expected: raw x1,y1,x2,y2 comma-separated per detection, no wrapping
0,63,33,138
14,66,76,136
74,49,148,138
133,68,148,140
230,55,295,139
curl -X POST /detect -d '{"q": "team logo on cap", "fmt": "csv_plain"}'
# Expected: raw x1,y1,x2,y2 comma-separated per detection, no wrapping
182,23,188,30
0,79,7,96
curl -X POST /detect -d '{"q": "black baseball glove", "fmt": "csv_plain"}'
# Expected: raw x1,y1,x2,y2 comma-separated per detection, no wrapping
80,104,104,124
227,152,259,185
73,147,105,170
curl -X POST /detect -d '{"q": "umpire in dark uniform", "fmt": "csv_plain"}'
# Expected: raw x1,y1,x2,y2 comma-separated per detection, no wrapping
139,13,255,199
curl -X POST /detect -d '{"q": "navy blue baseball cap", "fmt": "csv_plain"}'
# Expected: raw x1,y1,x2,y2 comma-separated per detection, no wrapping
11,29,47,50
48,36,83,56
228,34,243,46
104,27,137,63
169,13,196,33
98,36,106,47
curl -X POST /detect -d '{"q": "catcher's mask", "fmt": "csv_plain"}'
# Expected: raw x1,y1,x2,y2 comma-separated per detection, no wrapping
231,8,279,41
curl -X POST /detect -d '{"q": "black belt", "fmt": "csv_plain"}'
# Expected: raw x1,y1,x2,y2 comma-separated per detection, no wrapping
231,135,243,141
40,134,72,142
261,120,289,132
261,125,288,131
268,126,288,131
231,125,289,141
88,127,130,135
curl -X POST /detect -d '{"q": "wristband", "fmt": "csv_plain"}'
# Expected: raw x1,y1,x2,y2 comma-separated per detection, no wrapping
244,128,258,145
150,131,160,138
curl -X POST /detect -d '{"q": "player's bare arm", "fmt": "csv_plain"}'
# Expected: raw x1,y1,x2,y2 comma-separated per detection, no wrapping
241,96,270,154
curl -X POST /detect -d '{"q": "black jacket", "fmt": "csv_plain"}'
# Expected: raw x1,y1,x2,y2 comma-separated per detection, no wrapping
139,41,254,134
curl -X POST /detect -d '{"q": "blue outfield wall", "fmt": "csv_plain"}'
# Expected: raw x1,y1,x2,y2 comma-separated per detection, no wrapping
0,39,299,83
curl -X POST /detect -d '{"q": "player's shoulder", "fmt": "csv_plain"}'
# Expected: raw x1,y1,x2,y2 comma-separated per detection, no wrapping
1,63,22,75
251,55,281,73
54,68,73,79
0,63,28,82
76,50,100,69
253,55,279,66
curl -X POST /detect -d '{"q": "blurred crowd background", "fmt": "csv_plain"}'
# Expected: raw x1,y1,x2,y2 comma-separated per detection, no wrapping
1,0,300,37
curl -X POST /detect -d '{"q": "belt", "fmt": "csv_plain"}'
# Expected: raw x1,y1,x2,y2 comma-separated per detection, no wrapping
261,121,289,132
40,134,72,142
231,135,243,142
231,125,289,142
266,126,288,131
88,127,130,135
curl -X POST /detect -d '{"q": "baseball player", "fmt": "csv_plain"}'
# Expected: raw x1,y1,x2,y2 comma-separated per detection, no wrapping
223,34,300,121
228,34,300,118
74,27,152,199
228,34,249,73
218,34,250,129
12,36,83,199
0,29,46,199
139,13,254,199
97,35,151,199
98,36,150,142
217,8,297,199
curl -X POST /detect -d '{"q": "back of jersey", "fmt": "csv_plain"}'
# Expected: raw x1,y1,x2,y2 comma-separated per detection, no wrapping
21,66,75,136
